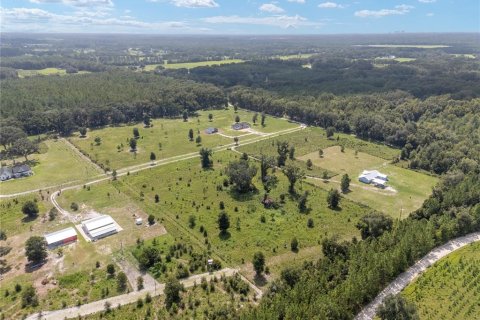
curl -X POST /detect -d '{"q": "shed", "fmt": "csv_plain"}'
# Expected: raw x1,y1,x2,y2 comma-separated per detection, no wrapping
45,227,77,249
0,167,13,181
231,122,250,130
81,215,118,240
205,127,218,134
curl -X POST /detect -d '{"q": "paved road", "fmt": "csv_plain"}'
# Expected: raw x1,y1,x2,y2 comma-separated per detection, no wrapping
354,232,480,320
26,268,237,320
1,123,305,199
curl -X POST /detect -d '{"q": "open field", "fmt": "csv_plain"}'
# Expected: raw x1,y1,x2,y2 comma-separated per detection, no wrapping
276,53,315,60
143,59,244,71
361,44,450,49
112,151,369,267
70,109,298,169
451,53,476,59
17,68,91,78
302,146,438,218
237,126,400,161
402,242,480,320
394,57,417,62
0,139,102,195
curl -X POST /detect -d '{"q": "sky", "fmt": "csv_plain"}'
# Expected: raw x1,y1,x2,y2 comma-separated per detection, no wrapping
0,0,479,34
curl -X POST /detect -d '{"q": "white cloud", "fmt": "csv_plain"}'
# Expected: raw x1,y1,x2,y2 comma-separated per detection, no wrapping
355,4,413,18
259,3,285,14
287,0,305,3
419,0,436,3
318,2,344,9
426,12,434,16
170,0,218,8
29,0,114,7
203,14,322,29
0,7,189,32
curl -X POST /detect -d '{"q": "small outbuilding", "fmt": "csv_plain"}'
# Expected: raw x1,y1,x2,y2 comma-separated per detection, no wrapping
44,227,78,249
81,215,118,241
0,167,13,181
231,122,250,130
205,127,218,134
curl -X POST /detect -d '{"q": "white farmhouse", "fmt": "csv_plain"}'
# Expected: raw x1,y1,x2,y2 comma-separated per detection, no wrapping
358,170,388,188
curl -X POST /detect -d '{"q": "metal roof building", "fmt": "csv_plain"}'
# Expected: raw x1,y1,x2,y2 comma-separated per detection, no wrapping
81,215,118,240
44,227,77,249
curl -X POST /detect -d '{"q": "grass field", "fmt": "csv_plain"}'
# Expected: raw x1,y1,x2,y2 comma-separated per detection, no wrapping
394,57,417,62
402,242,480,320
451,53,476,59
237,126,400,161
17,68,91,78
0,139,102,195
301,146,438,218
112,150,369,267
143,59,244,71
276,53,315,60
70,109,298,170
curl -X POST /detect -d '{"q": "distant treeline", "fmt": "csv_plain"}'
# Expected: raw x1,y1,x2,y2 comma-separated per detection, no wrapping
230,87,480,175
165,58,480,99
0,71,226,136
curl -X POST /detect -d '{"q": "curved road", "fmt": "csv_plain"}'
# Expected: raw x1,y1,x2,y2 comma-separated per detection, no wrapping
354,231,480,320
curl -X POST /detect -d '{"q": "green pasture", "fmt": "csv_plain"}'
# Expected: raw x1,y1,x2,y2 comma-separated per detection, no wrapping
365,44,450,49
403,242,480,320
276,53,315,60
301,146,437,218
0,139,102,195
70,109,298,169
17,68,90,78
143,59,244,71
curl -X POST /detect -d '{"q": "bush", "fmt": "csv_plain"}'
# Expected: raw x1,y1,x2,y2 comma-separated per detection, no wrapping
22,201,39,218
70,202,79,211
148,214,155,225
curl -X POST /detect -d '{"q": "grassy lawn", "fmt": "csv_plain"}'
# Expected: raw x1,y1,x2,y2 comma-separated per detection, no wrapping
113,151,369,267
394,57,416,62
276,53,315,60
301,146,438,219
69,109,298,170
402,242,480,320
237,126,400,161
144,59,244,71
0,139,102,195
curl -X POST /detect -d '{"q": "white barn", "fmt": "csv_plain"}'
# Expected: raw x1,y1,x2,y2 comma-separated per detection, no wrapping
45,227,77,249
81,215,118,241
358,170,388,188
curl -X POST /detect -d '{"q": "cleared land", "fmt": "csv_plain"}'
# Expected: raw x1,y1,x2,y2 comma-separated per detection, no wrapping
302,146,438,218
143,59,244,71
276,53,315,60
0,139,102,195
362,44,450,49
402,241,480,320
70,109,298,169
17,68,90,78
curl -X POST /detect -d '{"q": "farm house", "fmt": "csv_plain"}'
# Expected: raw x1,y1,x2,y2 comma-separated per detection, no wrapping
81,215,118,241
358,170,388,188
44,227,78,249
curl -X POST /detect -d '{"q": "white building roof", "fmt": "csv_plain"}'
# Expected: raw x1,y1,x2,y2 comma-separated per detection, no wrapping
88,224,118,239
359,170,388,181
44,227,77,245
82,215,115,231
372,178,386,186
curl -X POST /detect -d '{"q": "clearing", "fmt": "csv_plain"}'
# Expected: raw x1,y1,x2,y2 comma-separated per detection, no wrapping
301,146,438,218
0,139,102,195
143,59,244,71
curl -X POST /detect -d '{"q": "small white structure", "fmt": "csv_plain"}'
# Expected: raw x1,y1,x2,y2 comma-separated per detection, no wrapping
81,215,118,241
135,218,143,225
45,227,77,249
358,170,388,188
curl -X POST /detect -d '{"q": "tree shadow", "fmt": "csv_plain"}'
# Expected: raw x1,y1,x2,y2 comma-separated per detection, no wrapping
21,215,38,224
25,260,47,273
227,188,258,202
329,206,343,212
218,231,231,241
342,189,352,195
253,274,268,287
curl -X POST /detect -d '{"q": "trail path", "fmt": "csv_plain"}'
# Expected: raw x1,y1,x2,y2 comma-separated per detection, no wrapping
354,232,480,320
26,268,237,320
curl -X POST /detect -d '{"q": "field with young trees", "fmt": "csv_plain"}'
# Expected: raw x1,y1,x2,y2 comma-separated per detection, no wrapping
402,242,480,320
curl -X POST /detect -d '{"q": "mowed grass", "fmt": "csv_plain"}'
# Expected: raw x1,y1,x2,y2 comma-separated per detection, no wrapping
276,53,315,60
113,150,370,266
302,146,438,218
0,139,102,195
402,242,480,320
143,59,244,71
70,109,298,170
365,44,450,49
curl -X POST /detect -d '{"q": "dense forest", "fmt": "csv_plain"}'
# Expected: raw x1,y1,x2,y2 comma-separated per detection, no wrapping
0,71,226,135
